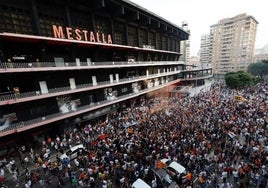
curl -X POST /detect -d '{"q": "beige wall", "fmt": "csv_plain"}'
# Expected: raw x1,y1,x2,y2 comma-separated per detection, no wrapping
210,13,258,75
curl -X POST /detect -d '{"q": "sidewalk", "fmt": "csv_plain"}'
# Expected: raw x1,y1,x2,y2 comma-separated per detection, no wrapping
189,80,213,97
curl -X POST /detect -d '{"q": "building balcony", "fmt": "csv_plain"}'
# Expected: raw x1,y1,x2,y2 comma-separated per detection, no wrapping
182,74,213,81
0,69,185,105
0,77,183,137
0,61,185,73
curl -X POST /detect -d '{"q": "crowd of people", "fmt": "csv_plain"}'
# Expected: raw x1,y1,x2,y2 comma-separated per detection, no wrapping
0,81,267,188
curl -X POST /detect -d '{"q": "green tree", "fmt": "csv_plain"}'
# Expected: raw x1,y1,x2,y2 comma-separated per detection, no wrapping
262,59,268,64
225,71,254,89
247,61,268,79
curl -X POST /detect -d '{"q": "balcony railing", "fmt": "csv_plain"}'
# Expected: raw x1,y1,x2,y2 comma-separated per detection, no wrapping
183,74,213,81
0,78,182,136
0,69,184,105
0,60,185,71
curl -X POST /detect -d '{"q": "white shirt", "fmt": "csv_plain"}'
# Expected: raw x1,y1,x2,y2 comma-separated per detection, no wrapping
0,168,4,176
42,163,47,169
88,168,93,175
120,177,125,183
219,182,232,188
24,157,29,163
43,153,49,159
255,173,260,180
102,181,107,188
222,171,228,178
144,168,149,175
74,159,79,167
152,179,157,188
233,170,238,178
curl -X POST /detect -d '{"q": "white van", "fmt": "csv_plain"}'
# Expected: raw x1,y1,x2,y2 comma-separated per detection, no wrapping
160,158,187,182
168,161,186,175
60,144,86,161
132,178,151,188
151,168,179,188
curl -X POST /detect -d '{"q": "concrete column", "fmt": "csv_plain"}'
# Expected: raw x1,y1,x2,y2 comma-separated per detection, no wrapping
92,76,97,86
76,58,80,66
115,74,119,82
87,58,91,66
109,74,113,84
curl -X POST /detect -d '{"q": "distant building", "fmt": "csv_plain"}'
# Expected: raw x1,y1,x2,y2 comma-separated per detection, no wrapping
180,39,191,63
256,44,268,54
254,45,268,63
179,22,190,63
200,34,210,65
210,13,258,77
188,56,200,66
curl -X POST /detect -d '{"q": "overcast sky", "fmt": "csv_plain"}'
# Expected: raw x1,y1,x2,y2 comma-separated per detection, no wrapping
130,0,268,56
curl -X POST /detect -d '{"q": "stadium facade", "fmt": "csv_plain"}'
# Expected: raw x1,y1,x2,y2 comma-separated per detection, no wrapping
0,0,212,145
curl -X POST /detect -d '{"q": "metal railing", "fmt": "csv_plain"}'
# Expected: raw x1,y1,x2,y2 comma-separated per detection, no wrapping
0,78,180,135
0,61,186,70
0,70,185,104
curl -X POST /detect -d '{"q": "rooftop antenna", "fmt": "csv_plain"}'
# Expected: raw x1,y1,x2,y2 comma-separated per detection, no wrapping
182,21,189,31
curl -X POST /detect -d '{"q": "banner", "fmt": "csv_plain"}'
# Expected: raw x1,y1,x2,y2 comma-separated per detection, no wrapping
0,112,17,131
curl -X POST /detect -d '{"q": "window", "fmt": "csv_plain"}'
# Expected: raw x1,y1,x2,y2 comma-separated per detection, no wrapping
156,33,161,50
139,29,147,47
95,16,110,34
114,21,126,45
70,10,92,29
37,2,66,37
0,4,33,34
121,87,128,93
162,36,167,50
128,25,138,47
148,31,155,46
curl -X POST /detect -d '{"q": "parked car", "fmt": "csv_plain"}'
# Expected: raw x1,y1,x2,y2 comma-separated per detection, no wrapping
60,144,87,161
132,178,151,188
167,161,186,175
151,168,179,188
160,158,187,184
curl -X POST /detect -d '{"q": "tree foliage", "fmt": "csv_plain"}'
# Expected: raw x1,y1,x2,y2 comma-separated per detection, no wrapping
262,59,268,64
225,71,254,89
247,61,268,79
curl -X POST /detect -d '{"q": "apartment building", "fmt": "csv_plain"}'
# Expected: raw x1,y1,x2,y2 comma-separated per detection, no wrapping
179,39,191,63
254,45,268,63
210,13,258,76
200,34,210,65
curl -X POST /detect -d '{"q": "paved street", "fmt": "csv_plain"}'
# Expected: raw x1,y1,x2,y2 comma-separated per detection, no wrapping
2,149,70,188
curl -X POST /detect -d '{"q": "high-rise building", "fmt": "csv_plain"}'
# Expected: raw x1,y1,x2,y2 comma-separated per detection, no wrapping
188,56,200,66
210,13,258,77
179,39,191,63
255,44,268,55
179,22,190,63
254,45,268,62
200,34,210,65
253,45,268,63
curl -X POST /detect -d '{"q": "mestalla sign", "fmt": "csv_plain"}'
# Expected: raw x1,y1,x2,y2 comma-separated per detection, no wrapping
52,25,113,44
